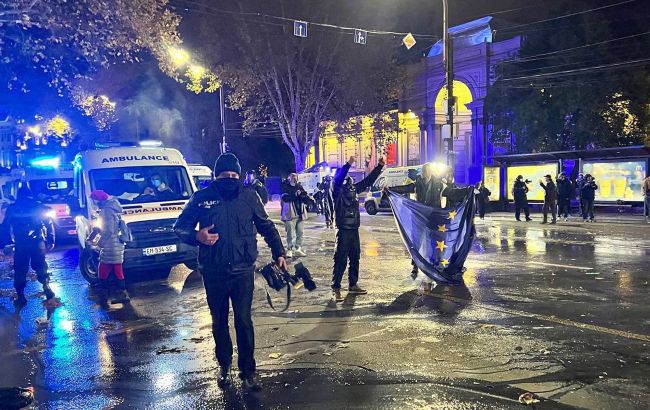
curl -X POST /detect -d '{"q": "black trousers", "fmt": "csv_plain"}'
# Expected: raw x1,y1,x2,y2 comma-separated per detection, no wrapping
202,269,256,376
514,198,530,220
323,196,334,225
581,199,595,220
542,200,557,222
476,200,487,218
331,229,360,289
14,241,49,294
557,198,570,218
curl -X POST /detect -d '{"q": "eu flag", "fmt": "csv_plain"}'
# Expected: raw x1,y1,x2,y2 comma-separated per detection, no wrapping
386,188,476,284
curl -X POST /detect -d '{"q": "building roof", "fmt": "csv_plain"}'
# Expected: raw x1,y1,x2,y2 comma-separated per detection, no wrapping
492,146,650,164
428,16,493,57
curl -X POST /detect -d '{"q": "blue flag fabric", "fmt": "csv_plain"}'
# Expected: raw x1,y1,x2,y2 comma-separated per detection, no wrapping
387,188,476,284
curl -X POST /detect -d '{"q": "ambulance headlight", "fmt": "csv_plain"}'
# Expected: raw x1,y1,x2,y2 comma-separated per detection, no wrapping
45,209,57,220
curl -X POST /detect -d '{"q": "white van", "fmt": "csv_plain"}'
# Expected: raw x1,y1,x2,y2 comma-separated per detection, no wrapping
364,165,422,215
73,143,198,284
297,162,334,195
188,164,213,190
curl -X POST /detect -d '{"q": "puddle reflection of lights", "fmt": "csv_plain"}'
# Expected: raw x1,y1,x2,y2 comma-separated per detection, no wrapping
155,372,176,392
364,241,380,257
617,270,632,296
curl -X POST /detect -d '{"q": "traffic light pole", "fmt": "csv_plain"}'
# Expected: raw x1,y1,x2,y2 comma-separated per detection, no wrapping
442,0,454,173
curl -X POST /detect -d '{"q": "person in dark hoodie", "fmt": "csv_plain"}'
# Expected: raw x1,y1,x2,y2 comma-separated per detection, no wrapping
90,190,129,305
331,156,384,302
580,174,598,222
539,175,558,224
556,173,573,221
174,153,285,391
243,170,269,205
280,173,311,258
4,186,56,306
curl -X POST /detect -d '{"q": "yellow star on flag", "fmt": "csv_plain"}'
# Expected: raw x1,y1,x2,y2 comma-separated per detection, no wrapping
437,224,447,233
447,210,457,220
436,240,447,252
441,259,449,267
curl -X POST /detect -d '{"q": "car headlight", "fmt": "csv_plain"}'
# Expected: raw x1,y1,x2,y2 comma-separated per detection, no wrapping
45,209,57,220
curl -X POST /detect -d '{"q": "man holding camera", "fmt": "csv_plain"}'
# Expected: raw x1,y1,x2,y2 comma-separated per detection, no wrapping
539,175,558,224
174,153,286,391
331,156,384,301
512,175,532,222
5,186,56,306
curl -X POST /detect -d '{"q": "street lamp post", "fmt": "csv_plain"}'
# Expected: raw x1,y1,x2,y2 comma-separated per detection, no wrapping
442,0,455,173
219,86,227,154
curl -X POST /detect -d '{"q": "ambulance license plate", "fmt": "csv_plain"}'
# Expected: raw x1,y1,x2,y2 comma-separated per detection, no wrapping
143,245,177,256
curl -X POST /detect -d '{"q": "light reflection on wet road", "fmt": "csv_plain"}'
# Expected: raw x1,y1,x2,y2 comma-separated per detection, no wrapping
0,212,649,409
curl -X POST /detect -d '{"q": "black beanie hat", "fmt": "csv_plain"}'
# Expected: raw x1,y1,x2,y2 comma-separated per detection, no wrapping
213,153,241,176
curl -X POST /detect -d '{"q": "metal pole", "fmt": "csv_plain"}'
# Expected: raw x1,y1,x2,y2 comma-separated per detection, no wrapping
442,0,454,171
219,86,227,153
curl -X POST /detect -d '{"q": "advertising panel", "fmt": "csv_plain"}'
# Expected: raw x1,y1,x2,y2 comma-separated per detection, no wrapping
506,163,559,201
483,167,500,201
582,160,646,202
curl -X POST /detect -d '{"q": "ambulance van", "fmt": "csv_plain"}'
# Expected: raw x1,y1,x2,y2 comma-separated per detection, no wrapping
73,143,198,284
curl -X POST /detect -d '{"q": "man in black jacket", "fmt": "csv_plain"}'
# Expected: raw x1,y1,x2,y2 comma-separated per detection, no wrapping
512,175,532,221
243,169,269,205
319,175,335,228
539,175,558,224
174,153,285,391
331,156,384,301
556,173,573,221
4,186,56,305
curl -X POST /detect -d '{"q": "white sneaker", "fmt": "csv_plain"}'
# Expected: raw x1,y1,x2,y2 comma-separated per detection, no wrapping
293,248,307,257
286,249,294,258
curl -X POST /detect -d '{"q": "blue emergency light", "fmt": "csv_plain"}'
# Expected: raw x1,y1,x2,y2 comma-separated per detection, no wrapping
30,156,60,169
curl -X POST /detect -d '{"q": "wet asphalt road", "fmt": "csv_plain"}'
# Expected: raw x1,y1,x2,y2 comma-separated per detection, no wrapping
0,210,649,409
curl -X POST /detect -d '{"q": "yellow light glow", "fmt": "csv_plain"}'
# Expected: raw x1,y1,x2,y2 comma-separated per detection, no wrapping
46,116,71,137
27,125,42,136
168,47,190,68
429,161,448,177
188,64,206,78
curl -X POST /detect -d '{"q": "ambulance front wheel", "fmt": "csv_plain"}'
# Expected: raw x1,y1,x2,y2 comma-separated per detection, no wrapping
79,246,100,285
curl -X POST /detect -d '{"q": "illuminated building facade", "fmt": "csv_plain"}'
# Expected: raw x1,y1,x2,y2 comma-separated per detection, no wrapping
309,17,522,184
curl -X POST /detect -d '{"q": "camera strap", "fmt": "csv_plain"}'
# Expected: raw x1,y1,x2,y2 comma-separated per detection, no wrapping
263,282,292,312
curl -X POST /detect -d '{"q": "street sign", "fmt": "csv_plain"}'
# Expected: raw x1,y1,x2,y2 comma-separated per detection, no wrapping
354,29,367,45
402,33,416,50
294,21,308,38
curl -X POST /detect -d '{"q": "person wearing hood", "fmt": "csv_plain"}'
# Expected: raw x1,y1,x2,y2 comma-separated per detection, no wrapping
281,173,311,258
174,153,285,391
512,175,532,221
4,186,56,306
90,190,130,304
474,180,491,219
539,175,558,224
331,156,384,302
556,173,573,221
243,170,268,205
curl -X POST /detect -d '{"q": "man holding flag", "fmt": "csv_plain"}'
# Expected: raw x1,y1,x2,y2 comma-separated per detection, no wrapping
386,183,476,285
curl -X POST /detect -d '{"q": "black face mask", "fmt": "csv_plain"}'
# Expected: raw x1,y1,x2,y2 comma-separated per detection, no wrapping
215,178,240,199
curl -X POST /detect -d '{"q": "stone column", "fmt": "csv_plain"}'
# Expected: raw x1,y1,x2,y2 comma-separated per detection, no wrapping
465,99,485,183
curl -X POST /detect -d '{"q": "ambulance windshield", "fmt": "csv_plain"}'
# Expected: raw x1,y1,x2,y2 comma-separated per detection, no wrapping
89,166,193,204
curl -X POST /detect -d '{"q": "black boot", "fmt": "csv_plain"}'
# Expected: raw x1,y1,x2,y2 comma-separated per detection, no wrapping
241,372,261,392
14,291,27,306
96,280,109,305
111,280,130,304
217,366,231,388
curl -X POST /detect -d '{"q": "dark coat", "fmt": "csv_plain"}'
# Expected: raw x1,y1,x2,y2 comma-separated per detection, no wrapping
392,175,444,208
540,181,558,202
174,182,284,274
580,181,598,201
556,179,573,200
244,179,269,204
512,180,529,201
333,163,383,230
4,198,55,246
476,186,491,204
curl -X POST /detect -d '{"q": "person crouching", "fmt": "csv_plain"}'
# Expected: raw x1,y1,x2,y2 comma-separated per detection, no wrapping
90,190,129,305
